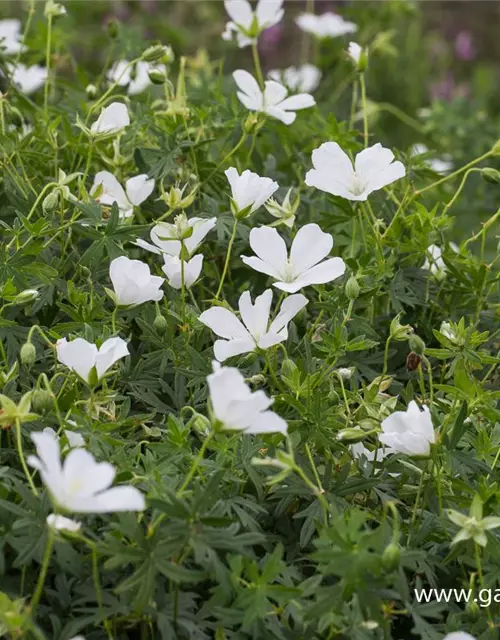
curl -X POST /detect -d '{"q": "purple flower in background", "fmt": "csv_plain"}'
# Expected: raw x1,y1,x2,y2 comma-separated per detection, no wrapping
429,73,456,101
455,30,476,61
258,23,283,54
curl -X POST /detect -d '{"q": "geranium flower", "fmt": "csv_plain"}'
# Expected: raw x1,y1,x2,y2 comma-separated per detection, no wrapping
379,401,435,456
411,143,453,175
295,12,357,38
43,427,85,449
207,362,287,434
46,514,81,533
56,337,129,384
422,243,458,279
222,0,284,48
109,256,165,306
268,64,322,93
199,289,308,361
162,254,204,289
443,634,475,640
91,171,154,219
351,442,388,463
225,167,279,218
241,223,346,293
107,60,167,95
8,63,47,94
90,102,130,137
305,142,406,201
233,70,315,125
135,215,216,258
28,430,145,513
0,19,25,54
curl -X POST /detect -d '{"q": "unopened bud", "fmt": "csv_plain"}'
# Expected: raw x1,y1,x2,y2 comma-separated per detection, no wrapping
142,44,173,63
190,413,211,437
148,68,167,85
43,191,59,213
86,83,97,99
345,275,360,300
481,168,500,184
154,314,168,335
107,19,119,39
337,427,377,443
13,289,39,305
20,343,36,366
382,542,400,571
244,113,259,134
31,389,53,414
408,334,425,355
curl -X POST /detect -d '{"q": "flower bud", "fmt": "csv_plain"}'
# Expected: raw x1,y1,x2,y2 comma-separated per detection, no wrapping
107,19,119,39
154,314,168,335
20,343,36,366
142,44,174,63
390,313,413,341
43,190,59,213
382,542,400,571
244,113,259,134
247,374,266,386
148,68,167,85
189,412,211,437
31,389,53,414
481,168,500,184
337,427,378,443
86,83,97,99
345,275,360,300
337,367,354,380
13,289,39,305
408,334,425,355
44,0,66,18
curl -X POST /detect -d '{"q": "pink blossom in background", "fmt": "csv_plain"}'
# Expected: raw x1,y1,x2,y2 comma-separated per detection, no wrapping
454,30,476,61
258,23,283,55
429,72,470,102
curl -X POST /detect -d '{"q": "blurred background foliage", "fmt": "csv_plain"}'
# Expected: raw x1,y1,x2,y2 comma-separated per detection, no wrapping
3,0,500,243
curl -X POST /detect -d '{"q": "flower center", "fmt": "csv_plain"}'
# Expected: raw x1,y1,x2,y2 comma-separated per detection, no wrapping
350,174,367,196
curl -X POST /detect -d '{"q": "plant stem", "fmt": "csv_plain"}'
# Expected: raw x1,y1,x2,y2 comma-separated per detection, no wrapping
359,73,369,147
348,80,358,131
214,218,237,300
464,206,500,248
382,336,392,376
251,41,264,89
177,433,213,496
44,14,53,115
111,307,118,334
15,418,38,496
31,528,54,613
416,150,494,196
443,168,482,215
180,241,186,327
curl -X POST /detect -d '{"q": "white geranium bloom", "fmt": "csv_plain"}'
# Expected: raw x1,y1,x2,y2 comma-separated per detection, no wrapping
233,70,315,125
46,514,81,533
242,223,346,293
162,254,203,289
305,142,406,201
107,60,166,95
8,63,47,94
208,362,287,434
42,427,85,449
296,12,357,38
351,442,388,462
225,167,279,217
91,171,154,219
443,634,476,640
347,42,362,65
90,102,130,137
411,143,453,175
268,64,322,93
28,430,145,513
222,0,284,48
199,289,308,362
135,215,216,258
109,256,164,306
0,19,25,54
379,401,435,456
56,337,129,384
423,243,458,279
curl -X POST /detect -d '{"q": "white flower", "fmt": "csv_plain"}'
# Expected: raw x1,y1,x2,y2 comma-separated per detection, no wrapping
162,254,203,289
91,171,154,219
28,430,145,513
233,70,315,125
305,142,406,201
0,19,25,54
443,634,476,640
42,427,85,449
379,401,435,456
109,256,164,306
268,64,322,93
351,442,387,462
8,63,47,94
46,514,81,533
225,167,279,217
135,216,216,258
90,102,130,137
107,60,166,95
337,367,355,380
411,144,453,174
296,12,357,38
208,362,287,434
347,42,363,66
242,223,346,293
56,337,129,384
423,243,458,279
199,289,308,362
222,0,284,48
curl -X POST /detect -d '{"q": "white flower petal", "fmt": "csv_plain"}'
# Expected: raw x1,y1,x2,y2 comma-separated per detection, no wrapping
125,174,155,207
199,307,251,341
56,338,98,383
290,223,333,275
95,337,129,379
